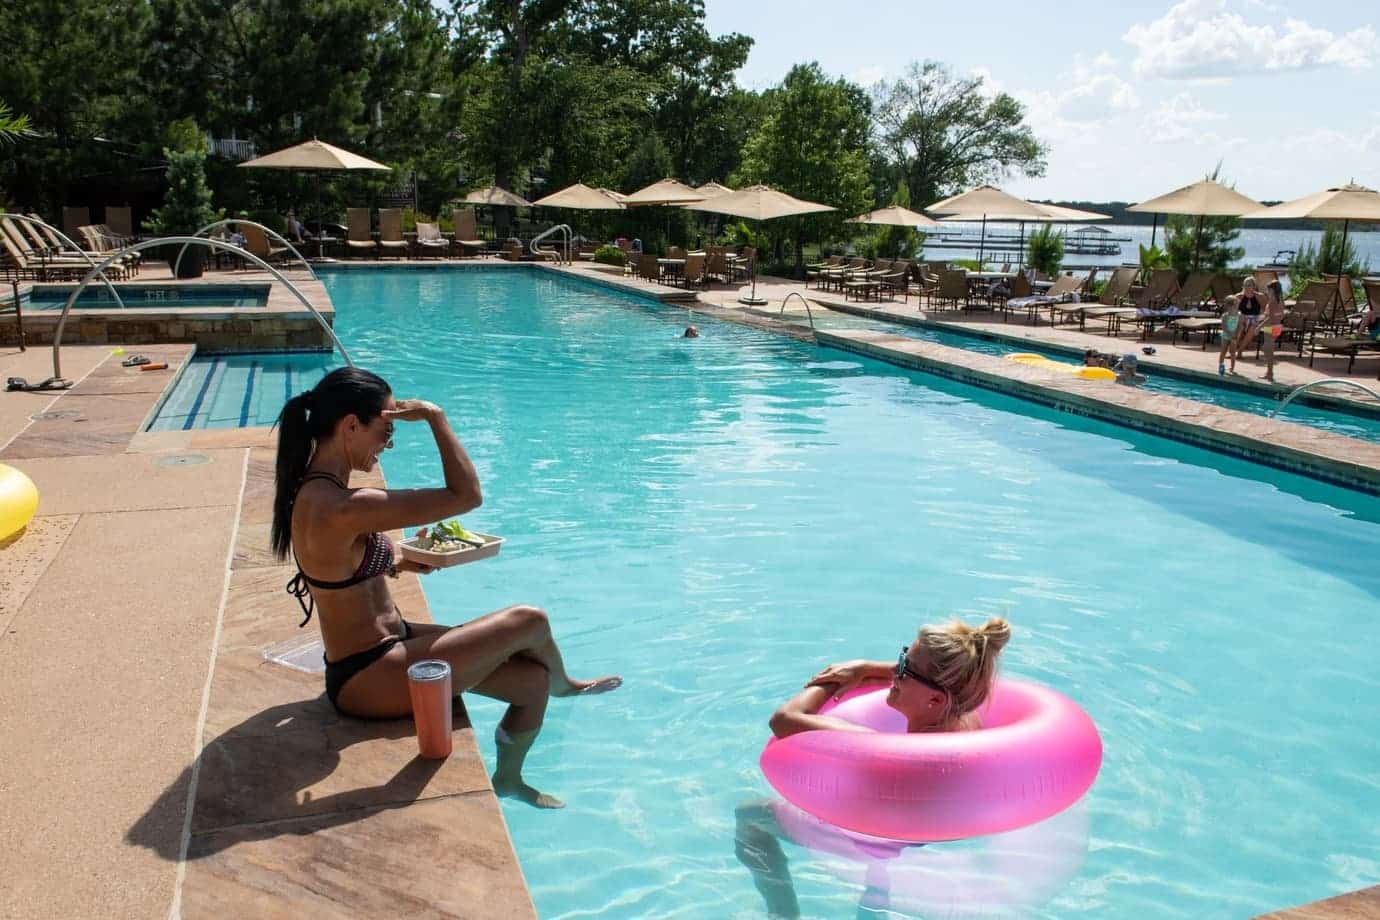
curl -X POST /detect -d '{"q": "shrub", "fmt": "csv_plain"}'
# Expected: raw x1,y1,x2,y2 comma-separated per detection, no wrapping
1026,223,1064,276
593,244,626,266
147,146,218,237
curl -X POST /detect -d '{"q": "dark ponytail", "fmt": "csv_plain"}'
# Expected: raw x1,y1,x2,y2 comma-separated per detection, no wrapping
271,366,392,559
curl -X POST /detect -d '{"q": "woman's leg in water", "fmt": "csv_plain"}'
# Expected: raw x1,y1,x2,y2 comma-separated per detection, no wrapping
735,800,800,919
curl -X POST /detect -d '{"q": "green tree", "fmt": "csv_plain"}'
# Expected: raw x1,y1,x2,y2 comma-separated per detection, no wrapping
736,63,873,271
868,183,926,260
1163,166,1246,277
0,101,34,145
147,142,217,237
1286,224,1370,298
0,0,155,214
872,61,1047,208
1025,223,1064,276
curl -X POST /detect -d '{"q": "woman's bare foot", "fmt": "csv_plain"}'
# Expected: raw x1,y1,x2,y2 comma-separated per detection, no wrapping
552,675,623,697
493,775,565,809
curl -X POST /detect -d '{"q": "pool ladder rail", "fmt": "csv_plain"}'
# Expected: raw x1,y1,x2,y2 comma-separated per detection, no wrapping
777,291,817,332
1271,378,1380,418
530,224,572,264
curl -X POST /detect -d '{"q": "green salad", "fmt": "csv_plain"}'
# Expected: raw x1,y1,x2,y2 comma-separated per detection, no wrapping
413,519,485,551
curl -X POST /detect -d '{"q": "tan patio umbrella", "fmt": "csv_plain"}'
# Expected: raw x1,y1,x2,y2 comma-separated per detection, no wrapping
460,185,533,208
695,181,736,199
596,188,629,203
1244,183,1380,275
624,178,706,206
533,182,625,210
685,184,835,305
239,139,391,258
1035,203,1112,222
926,185,1057,268
847,205,943,227
1127,178,1261,265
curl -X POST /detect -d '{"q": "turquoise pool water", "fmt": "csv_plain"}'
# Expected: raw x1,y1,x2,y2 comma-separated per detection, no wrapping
315,267,1380,919
802,309,1380,443
146,351,338,430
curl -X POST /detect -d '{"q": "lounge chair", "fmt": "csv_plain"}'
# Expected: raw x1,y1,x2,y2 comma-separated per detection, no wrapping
1173,272,1214,309
451,209,486,258
377,209,409,259
1001,273,1083,326
62,206,90,240
346,208,377,258
0,217,106,281
1252,268,1279,290
415,222,450,258
77,226,140,275
806,255,841,288
104,206,135,244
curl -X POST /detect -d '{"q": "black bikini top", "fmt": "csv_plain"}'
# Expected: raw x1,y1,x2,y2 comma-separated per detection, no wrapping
286,471,394,626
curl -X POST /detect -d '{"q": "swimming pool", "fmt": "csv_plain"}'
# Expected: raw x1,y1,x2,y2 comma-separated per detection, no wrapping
146,350,338,430
27,282,270,310
318,266,1380,919
802,308,1380,443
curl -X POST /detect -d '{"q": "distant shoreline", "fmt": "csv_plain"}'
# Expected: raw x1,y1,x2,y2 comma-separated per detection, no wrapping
1036,201,1376,232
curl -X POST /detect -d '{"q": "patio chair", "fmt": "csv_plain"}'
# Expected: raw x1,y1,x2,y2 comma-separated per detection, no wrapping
1252,268,1279,290
678,253,708,289
242,224,289,265
377,209,409,259
415,222,450,258
737,247,757,284
705,250,728,284
346,208,377,258
1323,274,1359,317
932,269,968,312
499,241,523,261
62,206,90,240
638,253,660,284
879,261,910,302
823,258,867,293
452,209,486,258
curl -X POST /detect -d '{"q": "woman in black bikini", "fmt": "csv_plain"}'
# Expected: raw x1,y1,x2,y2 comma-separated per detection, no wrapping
272,367,620,808
1228,277,1268,365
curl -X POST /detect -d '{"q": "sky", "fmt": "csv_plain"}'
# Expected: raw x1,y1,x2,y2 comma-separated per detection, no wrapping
702,0,1379,203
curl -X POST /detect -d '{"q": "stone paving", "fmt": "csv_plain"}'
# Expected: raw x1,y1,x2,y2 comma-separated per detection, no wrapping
0,336,533,919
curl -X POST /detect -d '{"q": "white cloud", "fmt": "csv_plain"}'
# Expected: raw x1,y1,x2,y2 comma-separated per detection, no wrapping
1019,60,1139,132
1139,92,1226,143
1124,0,1379,80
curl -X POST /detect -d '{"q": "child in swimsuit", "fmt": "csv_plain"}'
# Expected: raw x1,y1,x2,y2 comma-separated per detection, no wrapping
1219,295,1241,375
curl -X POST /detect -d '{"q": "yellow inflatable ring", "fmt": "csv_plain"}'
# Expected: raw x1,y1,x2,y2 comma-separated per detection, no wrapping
1076,367,1116,380
0,464,39,541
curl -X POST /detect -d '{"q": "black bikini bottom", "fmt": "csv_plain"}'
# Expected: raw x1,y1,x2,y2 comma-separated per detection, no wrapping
324,620,414,711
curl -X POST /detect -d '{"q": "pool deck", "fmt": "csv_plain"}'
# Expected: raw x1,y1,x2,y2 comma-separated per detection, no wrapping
0,338,534,919
3,260,1377,918
1255,885,1380,919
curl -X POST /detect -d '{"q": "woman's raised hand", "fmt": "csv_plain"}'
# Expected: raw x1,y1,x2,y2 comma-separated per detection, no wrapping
807,659,872,699
382,399,441,422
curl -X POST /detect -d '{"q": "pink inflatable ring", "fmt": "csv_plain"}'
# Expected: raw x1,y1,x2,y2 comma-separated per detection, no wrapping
760,679,1102,842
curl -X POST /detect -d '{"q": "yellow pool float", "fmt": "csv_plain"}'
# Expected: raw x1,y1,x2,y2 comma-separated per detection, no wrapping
1003,352,1116,381
0,464,39,540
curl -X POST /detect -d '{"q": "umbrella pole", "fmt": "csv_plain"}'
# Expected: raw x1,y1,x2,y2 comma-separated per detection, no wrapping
1337,219,1350,276
1017,222,1025,270
316,173,325,260
978,214,987,269
1192,214,1204,273
1150,213,1158,249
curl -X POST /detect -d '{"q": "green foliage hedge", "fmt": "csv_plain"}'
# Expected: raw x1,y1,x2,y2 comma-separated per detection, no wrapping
593,245,626,266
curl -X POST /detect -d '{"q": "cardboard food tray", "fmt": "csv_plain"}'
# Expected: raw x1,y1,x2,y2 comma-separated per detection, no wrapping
399,533,503,568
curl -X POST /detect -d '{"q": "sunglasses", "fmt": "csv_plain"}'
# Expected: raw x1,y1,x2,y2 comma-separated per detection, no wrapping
897,647,946,694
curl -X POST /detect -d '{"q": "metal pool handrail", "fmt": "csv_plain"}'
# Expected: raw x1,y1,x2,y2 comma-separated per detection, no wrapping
5,213,127,310
530,224,572,264
1271,378,1380,417
778,291,817,332
50,236,353,384
174,219,317,280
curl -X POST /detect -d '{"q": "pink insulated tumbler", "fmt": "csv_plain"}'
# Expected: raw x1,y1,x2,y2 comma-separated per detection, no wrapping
407,659,453,759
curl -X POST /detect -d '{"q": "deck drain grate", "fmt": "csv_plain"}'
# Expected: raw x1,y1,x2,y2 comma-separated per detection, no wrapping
155,453,211,468
30,409,84,421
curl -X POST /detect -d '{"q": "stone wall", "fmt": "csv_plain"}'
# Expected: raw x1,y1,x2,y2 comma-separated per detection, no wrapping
0,313,332,351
